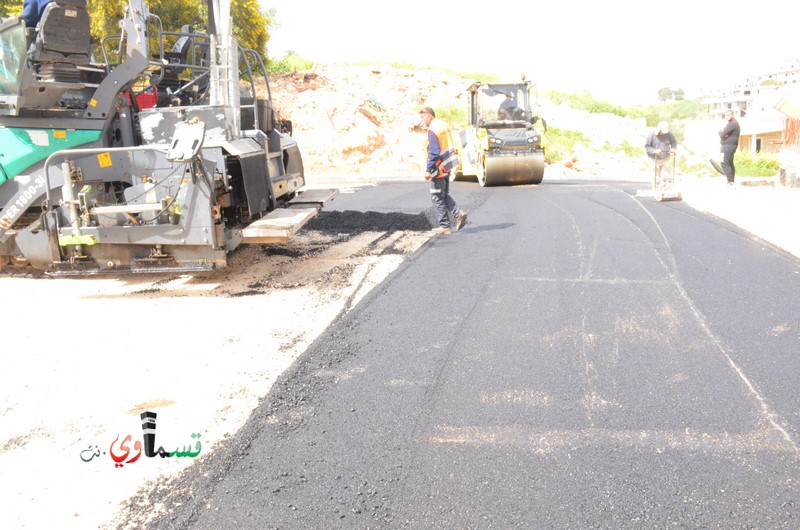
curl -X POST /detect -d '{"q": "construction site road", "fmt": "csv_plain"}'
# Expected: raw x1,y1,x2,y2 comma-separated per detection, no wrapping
0,171,800,528
110,176,800,529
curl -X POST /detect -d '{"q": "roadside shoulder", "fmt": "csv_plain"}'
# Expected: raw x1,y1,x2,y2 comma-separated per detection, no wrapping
681,178,800,259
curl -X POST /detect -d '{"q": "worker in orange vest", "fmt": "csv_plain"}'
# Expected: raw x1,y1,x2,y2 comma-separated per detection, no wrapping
419,107,467,235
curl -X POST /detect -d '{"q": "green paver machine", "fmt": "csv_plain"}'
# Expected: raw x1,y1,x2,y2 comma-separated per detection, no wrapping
0,0,336,274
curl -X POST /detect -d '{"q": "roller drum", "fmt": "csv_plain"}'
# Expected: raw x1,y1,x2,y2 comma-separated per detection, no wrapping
481,154,545,187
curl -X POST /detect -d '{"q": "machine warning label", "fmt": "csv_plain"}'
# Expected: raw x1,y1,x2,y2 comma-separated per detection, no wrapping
98,153,113,168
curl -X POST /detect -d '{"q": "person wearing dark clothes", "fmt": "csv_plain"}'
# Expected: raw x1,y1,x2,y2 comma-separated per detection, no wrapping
718,110,740,185
498,93,515,119
20,0,52,29
645,120,677,179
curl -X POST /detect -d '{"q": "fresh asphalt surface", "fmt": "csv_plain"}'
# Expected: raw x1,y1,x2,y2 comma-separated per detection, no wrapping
139,178,800,528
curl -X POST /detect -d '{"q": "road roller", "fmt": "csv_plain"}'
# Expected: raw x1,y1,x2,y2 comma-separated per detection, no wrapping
454,78,546,186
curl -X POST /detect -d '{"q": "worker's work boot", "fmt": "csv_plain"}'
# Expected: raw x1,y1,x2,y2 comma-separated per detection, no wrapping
455,211,468,231
432,226,452,235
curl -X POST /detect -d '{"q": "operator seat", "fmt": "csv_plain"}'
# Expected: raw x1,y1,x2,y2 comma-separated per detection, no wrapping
28,0,92,83
154,25,210,106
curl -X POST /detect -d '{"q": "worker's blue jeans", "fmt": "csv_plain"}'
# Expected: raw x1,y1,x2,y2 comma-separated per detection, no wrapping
430,175,461,228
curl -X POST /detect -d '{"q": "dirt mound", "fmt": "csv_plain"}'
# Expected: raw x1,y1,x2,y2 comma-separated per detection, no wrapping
269,64,471,177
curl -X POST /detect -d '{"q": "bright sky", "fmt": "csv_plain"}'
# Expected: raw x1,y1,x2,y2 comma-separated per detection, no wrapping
260,0,798,106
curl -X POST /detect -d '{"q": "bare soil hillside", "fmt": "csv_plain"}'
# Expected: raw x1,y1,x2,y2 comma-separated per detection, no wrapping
267,63,656,180
269,64,470,177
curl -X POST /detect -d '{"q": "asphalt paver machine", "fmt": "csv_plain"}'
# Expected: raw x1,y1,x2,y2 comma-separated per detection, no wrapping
0,0,336,274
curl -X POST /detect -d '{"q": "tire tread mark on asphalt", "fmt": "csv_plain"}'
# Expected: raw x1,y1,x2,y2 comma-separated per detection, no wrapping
567,186,798,453
623,190,800,453
411,205,521,446
540,195,602,423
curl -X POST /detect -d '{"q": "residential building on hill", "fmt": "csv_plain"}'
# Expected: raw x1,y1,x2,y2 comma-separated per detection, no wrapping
686,60,800,164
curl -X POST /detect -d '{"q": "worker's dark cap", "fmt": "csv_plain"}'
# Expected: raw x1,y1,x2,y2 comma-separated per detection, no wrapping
419,106,435,117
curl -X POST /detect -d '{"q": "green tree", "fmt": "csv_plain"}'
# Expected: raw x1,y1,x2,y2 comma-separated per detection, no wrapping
673,88,684,101
86,0,269,57
231,0,268,56
148,0,205,34
657,87,672,102
87,0,126,46
0,0,22,18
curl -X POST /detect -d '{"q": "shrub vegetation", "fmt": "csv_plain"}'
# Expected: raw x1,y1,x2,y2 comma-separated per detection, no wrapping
735,152,780,177
268,52,314,74
546,90,639,119
546,127,591,165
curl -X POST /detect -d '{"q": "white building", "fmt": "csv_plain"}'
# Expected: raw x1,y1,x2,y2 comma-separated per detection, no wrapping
686,60,800,157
